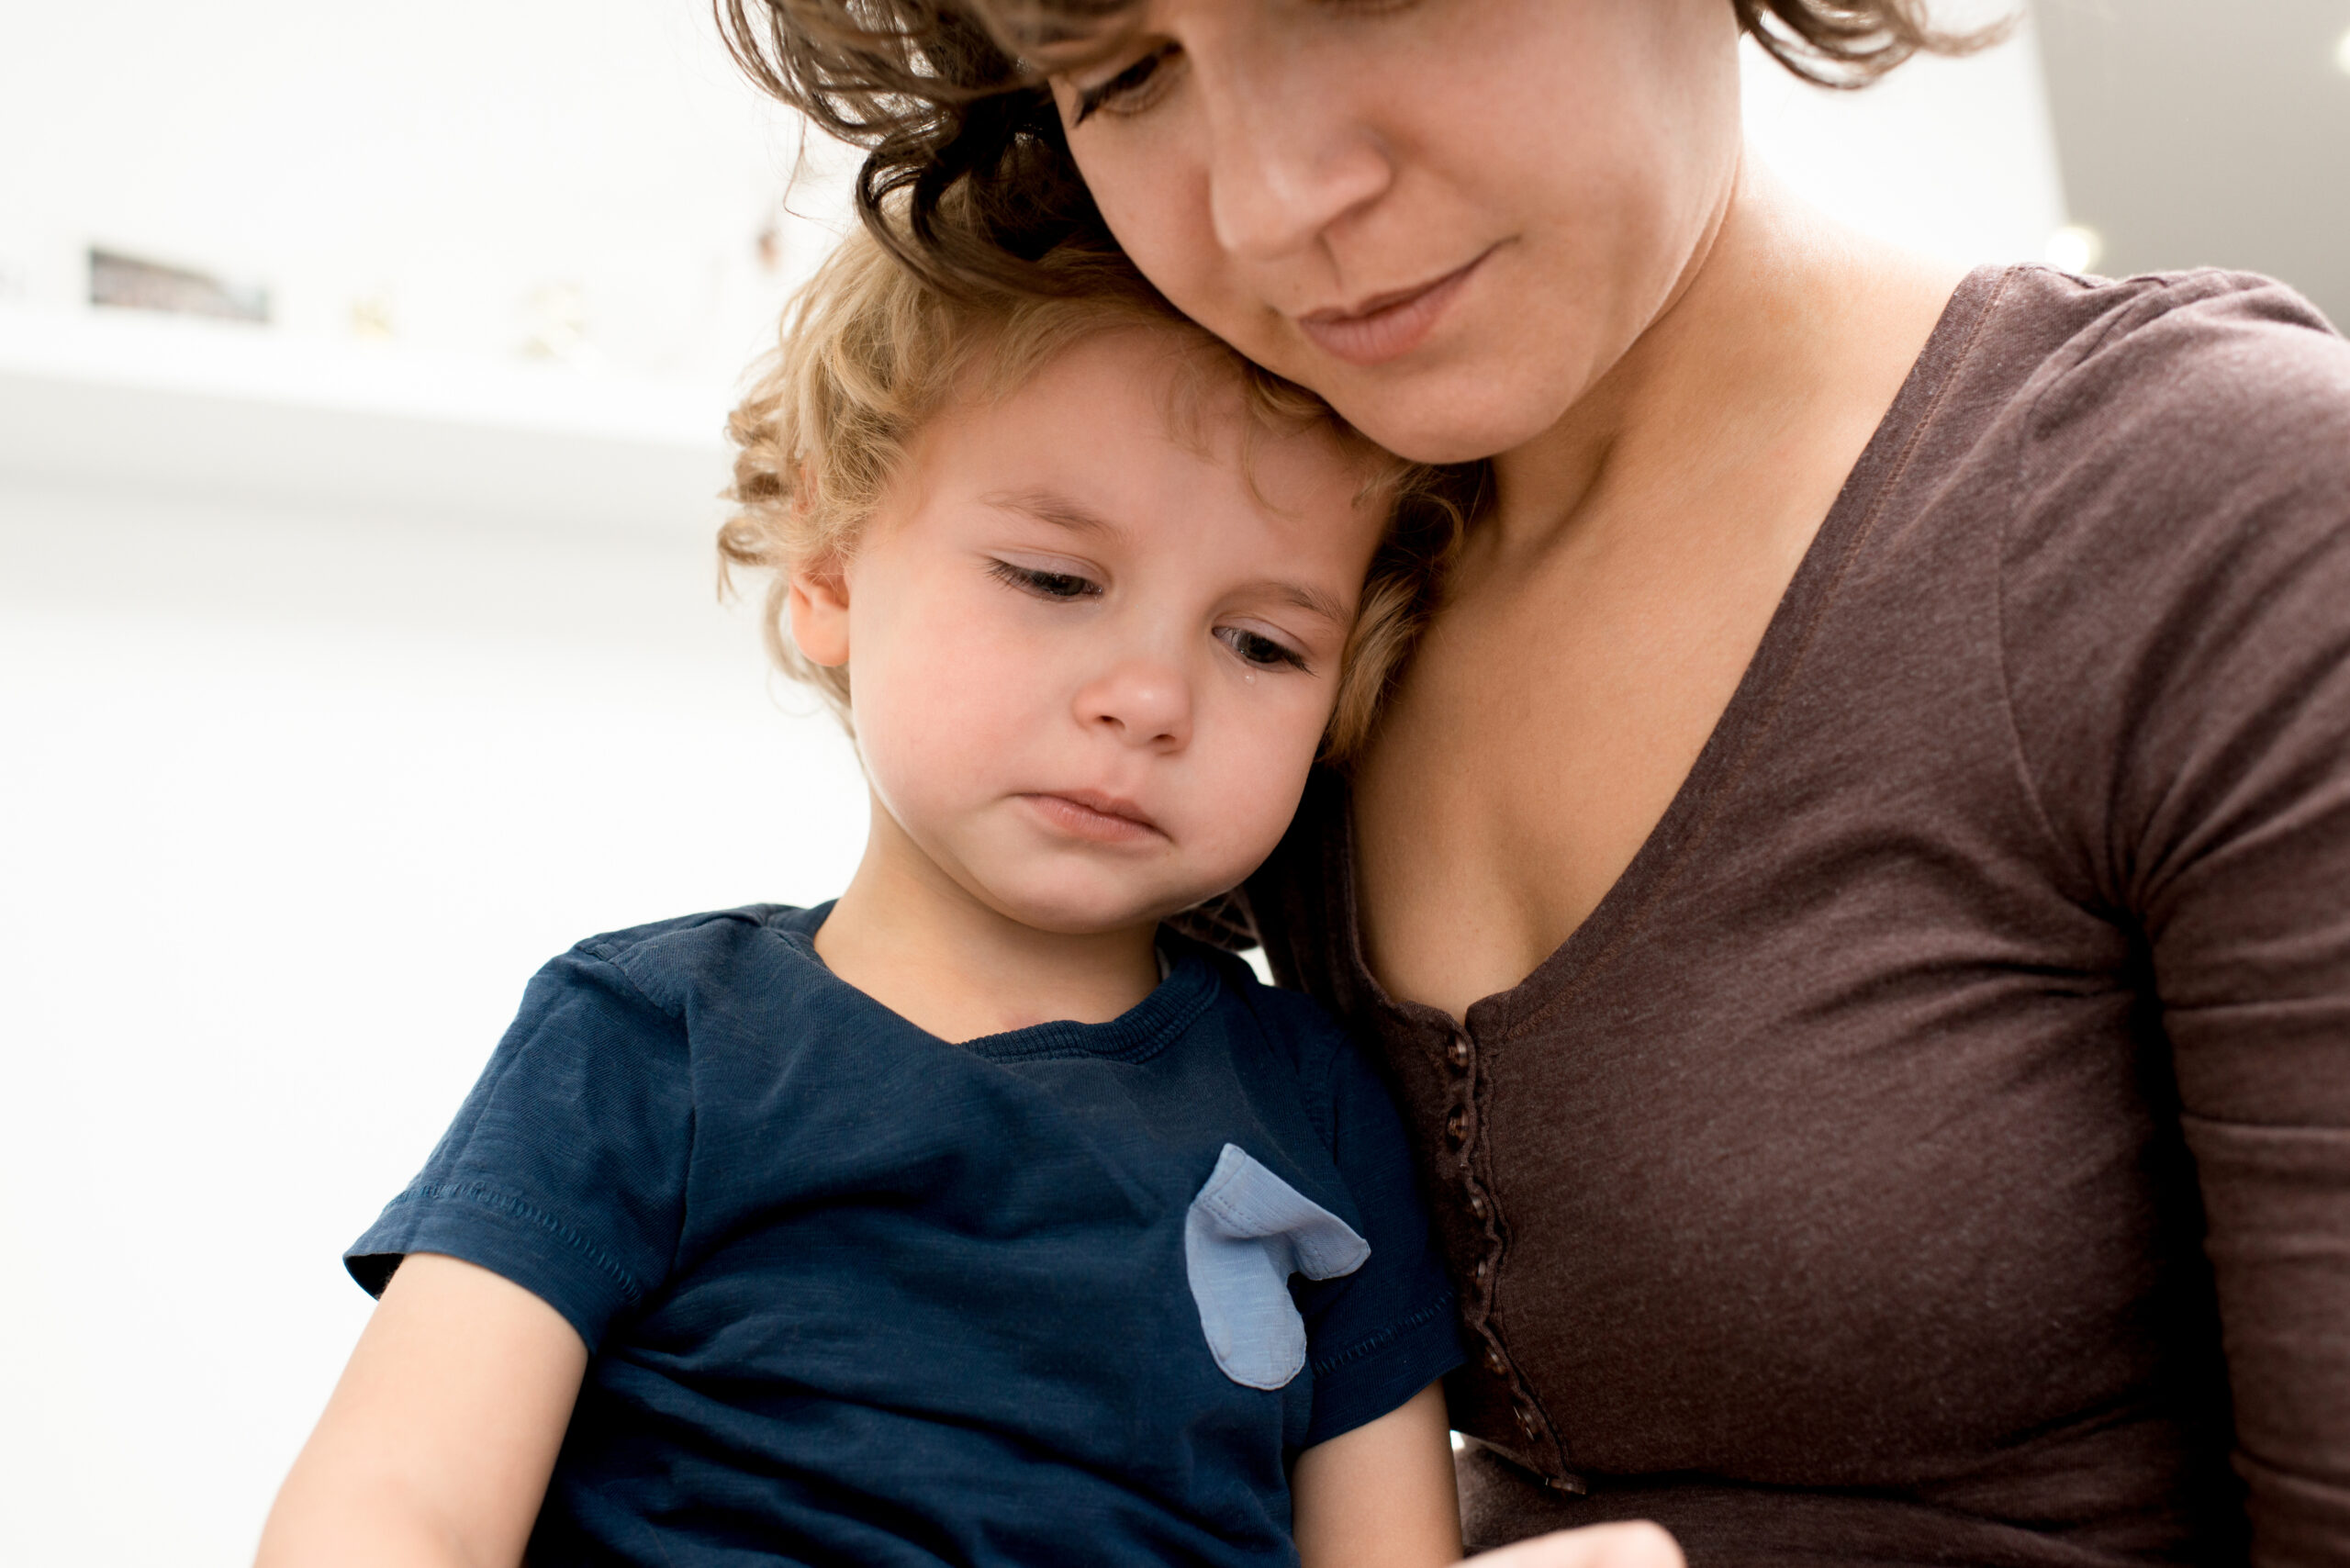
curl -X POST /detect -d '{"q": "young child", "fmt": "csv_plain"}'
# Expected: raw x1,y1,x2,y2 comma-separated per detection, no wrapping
255,223,1470,1568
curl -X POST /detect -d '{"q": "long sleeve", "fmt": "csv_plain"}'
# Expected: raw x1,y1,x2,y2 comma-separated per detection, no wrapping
2002,273,2350,1562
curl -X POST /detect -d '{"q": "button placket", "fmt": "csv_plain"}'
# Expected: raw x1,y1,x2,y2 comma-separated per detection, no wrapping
1447,1025,1510,1372
1439,1019,1577,1492
1445,1026,1496,1292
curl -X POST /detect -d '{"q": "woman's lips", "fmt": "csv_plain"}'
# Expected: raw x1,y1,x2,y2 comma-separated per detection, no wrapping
1020,791,1165,846
1295,247,1494,368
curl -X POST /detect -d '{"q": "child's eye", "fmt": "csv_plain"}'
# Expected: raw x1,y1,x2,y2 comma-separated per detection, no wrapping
990,559,1102,600
1218,626,1310,672
1070,41,1182,124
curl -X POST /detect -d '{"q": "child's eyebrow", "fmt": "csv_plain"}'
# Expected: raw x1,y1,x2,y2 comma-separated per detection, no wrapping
982,488,1123,538
1258,581,1351,627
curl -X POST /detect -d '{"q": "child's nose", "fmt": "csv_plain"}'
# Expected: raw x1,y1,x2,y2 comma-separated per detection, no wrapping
1075,660,1192,751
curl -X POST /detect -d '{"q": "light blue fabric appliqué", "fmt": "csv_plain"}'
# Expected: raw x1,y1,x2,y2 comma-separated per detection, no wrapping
1184,1143,1371,1390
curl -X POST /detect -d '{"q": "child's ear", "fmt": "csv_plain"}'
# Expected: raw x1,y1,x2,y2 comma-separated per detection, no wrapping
787,565,852,667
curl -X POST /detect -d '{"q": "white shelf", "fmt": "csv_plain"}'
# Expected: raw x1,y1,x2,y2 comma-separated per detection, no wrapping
0,306,741,534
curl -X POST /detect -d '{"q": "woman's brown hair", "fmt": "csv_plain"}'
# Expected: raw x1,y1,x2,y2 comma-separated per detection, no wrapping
717,0,2002,297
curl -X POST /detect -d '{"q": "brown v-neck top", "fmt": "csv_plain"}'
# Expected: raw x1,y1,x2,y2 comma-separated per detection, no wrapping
1232,266,2350,1565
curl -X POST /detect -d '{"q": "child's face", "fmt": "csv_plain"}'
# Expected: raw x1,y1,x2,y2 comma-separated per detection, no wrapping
792,328,1387,935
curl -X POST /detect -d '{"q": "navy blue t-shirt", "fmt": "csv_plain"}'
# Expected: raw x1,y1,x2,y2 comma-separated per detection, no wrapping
347,904,1461,1567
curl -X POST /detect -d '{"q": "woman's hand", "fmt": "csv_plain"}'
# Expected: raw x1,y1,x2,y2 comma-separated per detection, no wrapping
1461,1522,1684,1568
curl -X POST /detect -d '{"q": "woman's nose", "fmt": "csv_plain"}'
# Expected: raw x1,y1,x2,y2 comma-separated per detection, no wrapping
1075,660,1193,750
1198,51,1393,262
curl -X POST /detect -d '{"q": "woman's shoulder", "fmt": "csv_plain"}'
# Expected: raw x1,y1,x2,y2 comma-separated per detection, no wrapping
1965,269,2350,903
1974,263,2350,600
1975,263,2350,501
1919,264,2350,639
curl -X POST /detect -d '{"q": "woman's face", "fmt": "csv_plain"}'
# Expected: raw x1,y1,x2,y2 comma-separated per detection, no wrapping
1049,0,1746,465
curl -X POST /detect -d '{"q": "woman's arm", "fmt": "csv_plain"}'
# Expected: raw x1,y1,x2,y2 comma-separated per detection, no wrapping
1998,278,2350,1553
254,1253,588,1568
1292,1383,1682,1568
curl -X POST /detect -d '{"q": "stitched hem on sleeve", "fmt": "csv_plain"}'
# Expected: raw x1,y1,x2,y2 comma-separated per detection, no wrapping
343,1180,648,1351
1311,1291,1457,1376
1304,1291,1466,1449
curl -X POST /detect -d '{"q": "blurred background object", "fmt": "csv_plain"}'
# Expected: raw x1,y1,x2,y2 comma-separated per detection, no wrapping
2035,0,2350,330
0,1,848,378
0,2,2339,1564
90,248,273,324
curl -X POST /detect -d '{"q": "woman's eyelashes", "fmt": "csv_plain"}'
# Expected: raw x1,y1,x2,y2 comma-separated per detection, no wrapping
1066,0,1426,122
1069,41,1181,124
990,558,1102,600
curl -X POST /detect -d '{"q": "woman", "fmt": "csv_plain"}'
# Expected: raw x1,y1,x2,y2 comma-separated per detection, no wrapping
725,1,2350,1562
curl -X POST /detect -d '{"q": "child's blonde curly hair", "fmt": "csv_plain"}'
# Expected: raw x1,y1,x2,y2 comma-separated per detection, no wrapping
718,223,1476,762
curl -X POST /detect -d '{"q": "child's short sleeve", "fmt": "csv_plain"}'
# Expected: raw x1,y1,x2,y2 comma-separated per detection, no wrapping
345,946,694,1350
1295,1036,1465,1447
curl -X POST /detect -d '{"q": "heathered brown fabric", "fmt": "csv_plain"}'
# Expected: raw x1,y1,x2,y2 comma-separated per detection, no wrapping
1242,266,2350,1565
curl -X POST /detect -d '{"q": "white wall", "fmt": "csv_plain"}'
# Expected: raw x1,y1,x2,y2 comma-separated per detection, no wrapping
0,424,872,1568
2,11,875,1557
0,6,2069,1564
1741,13,2072,265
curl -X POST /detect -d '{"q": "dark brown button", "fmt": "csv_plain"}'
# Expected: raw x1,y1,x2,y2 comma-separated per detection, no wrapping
1447,1036,1471,1068
1483,1344,1508,1374
1468,1192,1489,1219
1516,1406,1539,1438
1446,1108,1468,1143
1472,1257,1490,1281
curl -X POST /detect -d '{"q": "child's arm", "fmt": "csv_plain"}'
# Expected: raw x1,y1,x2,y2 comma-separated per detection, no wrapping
1292,1382,1463,1568
254,1253,588,1568
1293,1384,1686,1568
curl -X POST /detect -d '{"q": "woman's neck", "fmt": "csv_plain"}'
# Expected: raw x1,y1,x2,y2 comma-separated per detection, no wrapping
1483,155,1968,567
811,799,1163,1044
1348,157,1970,1015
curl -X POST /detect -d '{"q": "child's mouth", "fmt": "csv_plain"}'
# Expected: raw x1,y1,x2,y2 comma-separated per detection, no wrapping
1020,790,1166,845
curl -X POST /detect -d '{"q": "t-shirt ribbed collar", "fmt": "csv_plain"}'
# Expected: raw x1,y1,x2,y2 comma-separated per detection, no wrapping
764,902,1222,1066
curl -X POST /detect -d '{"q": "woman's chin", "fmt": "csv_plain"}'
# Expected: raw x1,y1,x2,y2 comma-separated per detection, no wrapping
1322,367,1577,469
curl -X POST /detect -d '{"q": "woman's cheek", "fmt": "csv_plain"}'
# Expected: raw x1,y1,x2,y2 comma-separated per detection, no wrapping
1081,160,1257,361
